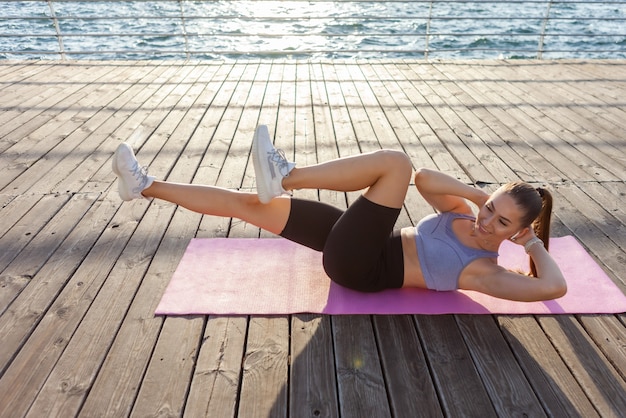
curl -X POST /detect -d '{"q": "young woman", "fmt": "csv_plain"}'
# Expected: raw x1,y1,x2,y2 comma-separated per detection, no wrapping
113,125,566,302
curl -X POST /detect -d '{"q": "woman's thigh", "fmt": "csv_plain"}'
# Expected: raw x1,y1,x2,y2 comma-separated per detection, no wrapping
322,195,403,291
279,198,344,252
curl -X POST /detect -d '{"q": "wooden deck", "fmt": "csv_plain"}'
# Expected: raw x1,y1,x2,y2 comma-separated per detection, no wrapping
0,60,625,417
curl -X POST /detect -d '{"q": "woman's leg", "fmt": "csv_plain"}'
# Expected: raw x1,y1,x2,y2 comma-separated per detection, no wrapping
283,149,412,209
113,142,291,234
114,136,412,240
253,125,413,208
142,182,291,235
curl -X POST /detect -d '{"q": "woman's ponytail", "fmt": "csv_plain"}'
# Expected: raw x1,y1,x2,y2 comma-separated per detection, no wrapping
530,187,553,277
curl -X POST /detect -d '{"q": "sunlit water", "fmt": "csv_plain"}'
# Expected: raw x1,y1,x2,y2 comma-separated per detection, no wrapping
1,0,625,59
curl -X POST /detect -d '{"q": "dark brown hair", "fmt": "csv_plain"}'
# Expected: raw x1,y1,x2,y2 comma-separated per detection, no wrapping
501,182,553,277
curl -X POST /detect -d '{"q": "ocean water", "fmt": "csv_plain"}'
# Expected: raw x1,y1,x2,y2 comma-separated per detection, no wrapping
1,0,625,60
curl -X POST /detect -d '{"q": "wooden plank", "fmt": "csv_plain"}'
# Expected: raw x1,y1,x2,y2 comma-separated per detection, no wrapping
497,315,599,417
323,63,367,157
0,60,623,418
0,196,150,418
433,62,594,183
187,62,276,417
0,193,72,315
0,192,42,238
406,62,508,182
462,62,624,181
515,61,626,146
563,58,626,94
456,315,547,416
218,62,264,236
132,317,205,417
294,61,320,192
313,60,350,213
5,63,165,195
0,63,54,116
293,62,317,174
391,62,471,181
1,63,150,194
237,316,290,418
414,315,498,417
347,62,405,152
0,63,118,156
409,62,528,183
0,62,90,138
0,62,85,104
5,63,172,196
111,66,234,417
332,315,392,418
556,183,626,250
398,62,492,183
183,63,250,417
195,62,292,417
40,64,172,196
290,314,339,418
192,62,240,237
433,62,569,183
25,199,176,417
309,61,341,166
79,63,232,416
373,315,443,417
274,61,297,163
79,202,202,417
579,182,626,249
287,63,340,417
538,316,626,416
166,62,249,418
316,62,392,417
349,63,415,229
578,315,626,382
0,61,30,82
574,182,626,242
0,193,100,376
492,62,626,166
236,63,291,417
184,316,247,418
320,61,360,159
27,64,223,417
366,62,448,171
195,62,250,192
551,183,626,290
332,62,383,154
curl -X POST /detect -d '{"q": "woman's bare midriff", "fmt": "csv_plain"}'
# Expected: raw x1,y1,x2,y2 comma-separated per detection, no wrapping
400,226,428,289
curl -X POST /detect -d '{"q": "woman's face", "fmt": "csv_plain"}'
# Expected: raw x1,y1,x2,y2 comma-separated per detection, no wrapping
475,190,527,242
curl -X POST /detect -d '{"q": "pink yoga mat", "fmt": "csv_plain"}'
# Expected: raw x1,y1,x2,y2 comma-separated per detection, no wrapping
155,236,626,315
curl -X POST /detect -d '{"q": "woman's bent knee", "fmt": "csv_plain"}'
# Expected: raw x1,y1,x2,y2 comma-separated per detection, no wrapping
379,149,411,171
376,149,413,181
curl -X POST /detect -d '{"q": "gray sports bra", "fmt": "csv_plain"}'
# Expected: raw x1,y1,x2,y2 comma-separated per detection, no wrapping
414,212,499,291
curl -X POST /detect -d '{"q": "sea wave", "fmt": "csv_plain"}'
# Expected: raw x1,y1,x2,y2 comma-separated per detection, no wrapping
1,0,624,59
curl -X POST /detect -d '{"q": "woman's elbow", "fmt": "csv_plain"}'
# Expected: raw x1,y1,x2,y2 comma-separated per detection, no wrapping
545,279,567,300
414,168,432,186
554,281,568,299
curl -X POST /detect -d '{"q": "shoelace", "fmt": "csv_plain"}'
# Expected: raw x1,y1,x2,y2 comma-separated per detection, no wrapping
129,160,151,194
267,148,292,176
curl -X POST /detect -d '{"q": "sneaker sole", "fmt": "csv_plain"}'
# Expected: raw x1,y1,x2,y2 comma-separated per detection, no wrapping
252,125,274,204
113,143,133,201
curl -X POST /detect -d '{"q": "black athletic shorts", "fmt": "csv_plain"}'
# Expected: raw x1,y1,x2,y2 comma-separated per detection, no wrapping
279,195,404,292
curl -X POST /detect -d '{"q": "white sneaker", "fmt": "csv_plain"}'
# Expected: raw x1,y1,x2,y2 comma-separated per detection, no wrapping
112,143,155,201
252,125,295,204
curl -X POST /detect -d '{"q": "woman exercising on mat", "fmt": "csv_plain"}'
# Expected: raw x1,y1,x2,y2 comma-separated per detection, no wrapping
112,125,566,302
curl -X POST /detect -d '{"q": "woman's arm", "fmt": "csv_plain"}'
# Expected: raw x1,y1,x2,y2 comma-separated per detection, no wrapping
414,168,489,213
462,234,567,302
